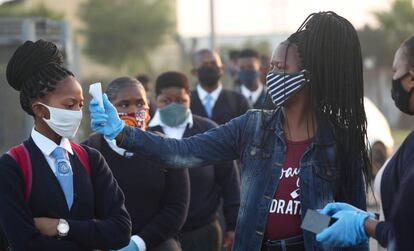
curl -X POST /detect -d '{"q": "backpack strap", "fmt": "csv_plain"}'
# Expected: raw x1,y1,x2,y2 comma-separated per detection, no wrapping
5,143,91,202
70,142,91,177
7,144,32,202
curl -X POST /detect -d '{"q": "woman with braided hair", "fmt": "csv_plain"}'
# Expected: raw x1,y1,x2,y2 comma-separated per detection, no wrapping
0,40,131,251
90,12,370,251
317,34,414,251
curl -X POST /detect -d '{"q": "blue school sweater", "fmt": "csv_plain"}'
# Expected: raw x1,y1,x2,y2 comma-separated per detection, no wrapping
0,138,131,251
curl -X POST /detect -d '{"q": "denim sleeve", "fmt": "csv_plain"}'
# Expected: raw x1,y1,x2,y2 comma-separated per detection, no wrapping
119,112,251,169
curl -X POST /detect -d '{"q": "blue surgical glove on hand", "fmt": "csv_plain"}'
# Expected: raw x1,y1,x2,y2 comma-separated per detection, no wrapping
89,94,124,140
319,202,374,216
111,239,140,251
316,203,373,247
319,202,376,218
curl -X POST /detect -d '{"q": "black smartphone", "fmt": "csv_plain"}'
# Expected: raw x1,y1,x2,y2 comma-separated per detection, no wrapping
300,209,337,234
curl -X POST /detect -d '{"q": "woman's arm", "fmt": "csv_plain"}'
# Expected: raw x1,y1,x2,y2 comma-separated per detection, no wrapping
90,95,250,169
117,113,249,169
65,147,131,250
0,155,83,251
138,168,190,249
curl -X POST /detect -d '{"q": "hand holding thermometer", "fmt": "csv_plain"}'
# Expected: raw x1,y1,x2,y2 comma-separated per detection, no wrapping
89,82,104,110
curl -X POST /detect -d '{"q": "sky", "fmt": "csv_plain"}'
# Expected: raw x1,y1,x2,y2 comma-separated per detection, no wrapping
176,0,394,37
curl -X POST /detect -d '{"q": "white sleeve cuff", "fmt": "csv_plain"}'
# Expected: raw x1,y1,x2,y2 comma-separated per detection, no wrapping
131,235,147,251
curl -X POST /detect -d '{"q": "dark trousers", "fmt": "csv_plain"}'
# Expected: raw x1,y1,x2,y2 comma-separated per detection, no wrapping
179,220,222,251
152,238,182,251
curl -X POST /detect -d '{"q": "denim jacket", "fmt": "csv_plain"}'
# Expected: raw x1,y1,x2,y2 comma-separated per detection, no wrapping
119,109,368,251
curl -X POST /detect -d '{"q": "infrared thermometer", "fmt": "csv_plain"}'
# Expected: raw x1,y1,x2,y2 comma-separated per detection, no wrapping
89,82,104,110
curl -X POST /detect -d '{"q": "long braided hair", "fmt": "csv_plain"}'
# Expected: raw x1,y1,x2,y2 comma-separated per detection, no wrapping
288,12,371,201
6,39,74,116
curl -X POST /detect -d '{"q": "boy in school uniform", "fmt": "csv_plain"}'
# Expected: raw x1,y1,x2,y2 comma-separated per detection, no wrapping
148,71,240,251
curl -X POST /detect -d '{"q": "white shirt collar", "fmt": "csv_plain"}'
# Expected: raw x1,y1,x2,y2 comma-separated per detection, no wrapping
148,110,194,129
240,83,264,104
105,137,135,157
31,128,73,156
148,110,193,140
197,84,223,104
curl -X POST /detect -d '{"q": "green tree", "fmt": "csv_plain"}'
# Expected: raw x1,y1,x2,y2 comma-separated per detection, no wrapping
358,25,390,67
358,0,414,67
0,2,64,20
79,0,175,72
375,0,414,51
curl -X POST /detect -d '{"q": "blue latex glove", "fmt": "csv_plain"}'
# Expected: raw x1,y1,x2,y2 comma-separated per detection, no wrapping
320,202,376,218
89,94,124,140
320,202,362,216
111,239,140,251
316,209,371,247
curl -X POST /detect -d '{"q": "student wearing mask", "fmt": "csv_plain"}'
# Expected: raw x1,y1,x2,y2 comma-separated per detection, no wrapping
84,77,190,251
0,40,131,251
236,48,275,110
90,12,370,251
316,34,414,251
148,71,240,251
190,49,250,125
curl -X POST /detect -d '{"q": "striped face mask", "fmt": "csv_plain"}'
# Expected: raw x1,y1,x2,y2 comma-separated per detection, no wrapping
266,70,309,106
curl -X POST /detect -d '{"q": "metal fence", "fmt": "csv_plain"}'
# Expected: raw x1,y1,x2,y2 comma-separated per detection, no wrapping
0,17,77,153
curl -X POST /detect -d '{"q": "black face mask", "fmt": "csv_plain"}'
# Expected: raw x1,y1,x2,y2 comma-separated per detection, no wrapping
197,66,221,87
391,72,414,115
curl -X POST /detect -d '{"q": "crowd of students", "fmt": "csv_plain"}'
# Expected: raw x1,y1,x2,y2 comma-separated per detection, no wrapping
1,10,414,251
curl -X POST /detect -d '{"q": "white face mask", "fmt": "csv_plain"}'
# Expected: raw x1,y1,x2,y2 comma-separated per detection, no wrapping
40,104,83,139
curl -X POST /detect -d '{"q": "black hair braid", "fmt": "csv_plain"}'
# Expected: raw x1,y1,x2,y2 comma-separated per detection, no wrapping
290,12,371,202
6,40,73,116
155,71,190,96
